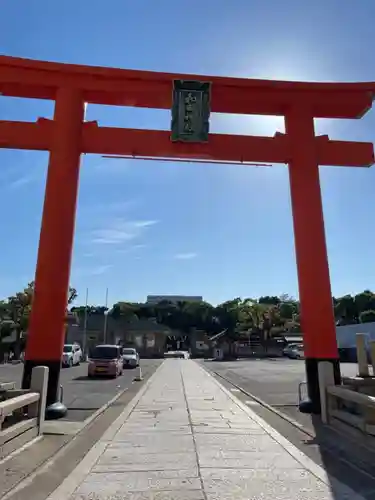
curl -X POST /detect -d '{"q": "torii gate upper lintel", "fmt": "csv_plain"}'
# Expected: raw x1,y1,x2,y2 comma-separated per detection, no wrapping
0,55,374,416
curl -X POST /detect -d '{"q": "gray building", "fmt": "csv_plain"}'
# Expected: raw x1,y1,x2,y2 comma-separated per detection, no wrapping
65,314,171,358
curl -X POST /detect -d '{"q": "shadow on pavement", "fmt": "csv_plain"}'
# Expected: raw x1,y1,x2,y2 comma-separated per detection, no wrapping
309,414,375,499
202,359,375,499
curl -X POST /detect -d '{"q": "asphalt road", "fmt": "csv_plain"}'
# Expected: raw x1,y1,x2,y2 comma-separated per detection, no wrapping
0,359,162,421
200,357,359,426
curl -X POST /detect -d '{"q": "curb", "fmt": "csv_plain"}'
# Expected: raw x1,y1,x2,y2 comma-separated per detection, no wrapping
44,386,129,436
197,363,366,500
209,368,314,437
45,360,165,500
45,365,153,436
0,362,165,500
203,364,375,487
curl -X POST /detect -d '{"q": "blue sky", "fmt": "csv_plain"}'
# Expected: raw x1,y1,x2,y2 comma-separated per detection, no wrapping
0,0,375,306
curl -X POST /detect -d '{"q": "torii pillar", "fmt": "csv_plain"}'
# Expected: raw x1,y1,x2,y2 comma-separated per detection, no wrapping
286,106,340,413
22,88,84,414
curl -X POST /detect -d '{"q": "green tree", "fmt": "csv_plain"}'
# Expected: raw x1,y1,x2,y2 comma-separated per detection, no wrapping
2,281,77,358
359,310,375,323
355,291,375,316
278,301,297,321
62,288,375,351
7,283,34,358
258,296,281,306
109,302,139,322
334,294,358,324
67,286,78,305
214,298,244,355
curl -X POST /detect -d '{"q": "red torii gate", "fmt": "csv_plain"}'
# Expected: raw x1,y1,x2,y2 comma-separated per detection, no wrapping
0,56,374,415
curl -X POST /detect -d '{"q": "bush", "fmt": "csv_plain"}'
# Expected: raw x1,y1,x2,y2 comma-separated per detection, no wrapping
359,310,375,323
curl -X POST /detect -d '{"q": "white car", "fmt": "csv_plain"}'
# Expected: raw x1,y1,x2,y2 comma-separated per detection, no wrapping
62,343,82,367
122,348,139,368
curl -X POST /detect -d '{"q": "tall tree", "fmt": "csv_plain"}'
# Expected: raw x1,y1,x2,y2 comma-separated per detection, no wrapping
1,281,77,358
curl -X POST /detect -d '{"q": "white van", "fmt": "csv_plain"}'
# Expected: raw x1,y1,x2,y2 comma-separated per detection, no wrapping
62,343,82,367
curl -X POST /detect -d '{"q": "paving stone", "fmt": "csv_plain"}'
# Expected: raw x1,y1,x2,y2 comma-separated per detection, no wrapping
193,426,266,435
194,432,285,451
93,451,198,473
192,421,230,429
71,491,205,499
198,450,301,469
74,471,202,494
51,360,362,500
97,449,196,466
201,468,355,500
110,432,194,449
106,442,195,455
117,425,192,433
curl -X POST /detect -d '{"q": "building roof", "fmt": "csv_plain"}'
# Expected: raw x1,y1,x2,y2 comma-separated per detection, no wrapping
209,329,228,342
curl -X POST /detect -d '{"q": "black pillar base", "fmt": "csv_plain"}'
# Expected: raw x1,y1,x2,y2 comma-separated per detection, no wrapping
299,357,341,415
45,401,68,420
22,359,65,413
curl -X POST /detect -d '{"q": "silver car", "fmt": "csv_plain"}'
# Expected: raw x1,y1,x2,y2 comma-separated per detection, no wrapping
283,343,304,359
122,348,139,368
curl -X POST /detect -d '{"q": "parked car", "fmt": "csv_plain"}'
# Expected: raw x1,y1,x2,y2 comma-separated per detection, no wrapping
283,343,298,357
176,351,188,359
88,344,124,378
283,343,304,359
62,343,82,367
122,348,140,368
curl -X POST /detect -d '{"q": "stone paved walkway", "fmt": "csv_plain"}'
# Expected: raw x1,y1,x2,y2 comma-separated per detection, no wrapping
47,360,365,499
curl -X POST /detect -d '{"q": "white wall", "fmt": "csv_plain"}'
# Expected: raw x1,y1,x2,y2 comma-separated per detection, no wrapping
336,322,375,349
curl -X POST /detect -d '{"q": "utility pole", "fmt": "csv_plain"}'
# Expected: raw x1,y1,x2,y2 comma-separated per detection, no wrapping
82,288,88,358
103,287,109,343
